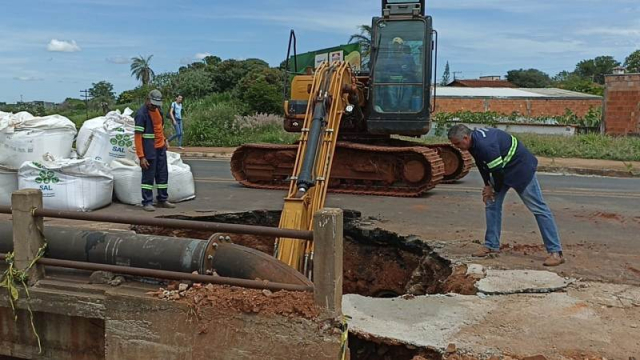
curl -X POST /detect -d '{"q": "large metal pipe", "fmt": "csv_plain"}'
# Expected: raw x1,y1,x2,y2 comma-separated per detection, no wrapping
0,253,313,292
0,222,312,287
0,206,313,241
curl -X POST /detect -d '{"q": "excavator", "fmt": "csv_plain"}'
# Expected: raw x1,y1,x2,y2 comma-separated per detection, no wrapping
230,0,473,275
231,0,471,198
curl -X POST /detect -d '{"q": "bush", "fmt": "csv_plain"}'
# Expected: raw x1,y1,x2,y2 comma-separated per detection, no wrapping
183,93,296,146
517,133,640,161
176,68,214,99
234,113,283,130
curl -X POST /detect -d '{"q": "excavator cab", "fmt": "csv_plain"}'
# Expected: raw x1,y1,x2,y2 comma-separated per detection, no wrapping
367,0,435,136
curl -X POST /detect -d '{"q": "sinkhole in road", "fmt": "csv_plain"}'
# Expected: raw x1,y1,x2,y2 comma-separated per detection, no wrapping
132,209,476,298
133,210,478,360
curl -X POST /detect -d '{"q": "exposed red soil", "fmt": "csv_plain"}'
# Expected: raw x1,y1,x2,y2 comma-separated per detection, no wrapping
134,224,447,298
440,265,478,295
343,236,422,297
148,283,320,320
575,211,627,223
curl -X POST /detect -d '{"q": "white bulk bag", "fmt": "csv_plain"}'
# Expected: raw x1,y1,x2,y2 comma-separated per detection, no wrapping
76,108,137,165
166,151,196,202
0,166,18,207
110,151,195,205
0,112,77,169
18,158,113,212
110,158,143,205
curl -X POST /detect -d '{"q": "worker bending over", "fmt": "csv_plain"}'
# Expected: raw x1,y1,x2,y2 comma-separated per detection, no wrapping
448,124,564,266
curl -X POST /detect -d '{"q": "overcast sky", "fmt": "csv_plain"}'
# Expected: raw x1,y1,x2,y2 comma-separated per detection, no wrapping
1,0,639,103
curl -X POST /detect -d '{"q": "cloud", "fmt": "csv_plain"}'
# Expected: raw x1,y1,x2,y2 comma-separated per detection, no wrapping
14,75,44,81
194,52,212,60
106,56,131,64
578,27,640,37
180,52,213,64
47,39,81,52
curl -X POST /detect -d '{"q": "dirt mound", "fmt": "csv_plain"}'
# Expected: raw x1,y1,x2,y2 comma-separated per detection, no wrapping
149,283,320,320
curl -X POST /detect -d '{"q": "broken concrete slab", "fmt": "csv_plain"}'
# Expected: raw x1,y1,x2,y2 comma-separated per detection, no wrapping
572,282,640,309
476,270,571,294
344,285,640,358
343,293,497,351
465,264,486,279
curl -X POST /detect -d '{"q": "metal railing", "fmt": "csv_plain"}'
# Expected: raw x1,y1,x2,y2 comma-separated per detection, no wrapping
0,194,332,295
0,205,313,240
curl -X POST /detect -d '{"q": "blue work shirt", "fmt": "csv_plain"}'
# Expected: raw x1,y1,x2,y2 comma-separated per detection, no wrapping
469,128,537,193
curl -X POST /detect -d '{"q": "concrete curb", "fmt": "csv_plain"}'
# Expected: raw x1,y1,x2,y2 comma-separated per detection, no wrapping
178,150,640,178
537,165,640,178
179,151,233,159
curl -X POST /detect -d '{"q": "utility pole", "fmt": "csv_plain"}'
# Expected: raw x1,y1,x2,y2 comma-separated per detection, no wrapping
80,89,90,120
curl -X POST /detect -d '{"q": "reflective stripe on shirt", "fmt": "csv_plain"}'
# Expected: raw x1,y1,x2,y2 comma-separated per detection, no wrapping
503,135,518,166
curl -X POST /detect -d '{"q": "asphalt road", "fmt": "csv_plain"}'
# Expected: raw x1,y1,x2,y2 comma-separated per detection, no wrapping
7,158,634,285
182,158,640,285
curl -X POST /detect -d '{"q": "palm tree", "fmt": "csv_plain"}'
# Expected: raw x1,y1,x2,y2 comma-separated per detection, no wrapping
130,55,155,85
348,25,372,56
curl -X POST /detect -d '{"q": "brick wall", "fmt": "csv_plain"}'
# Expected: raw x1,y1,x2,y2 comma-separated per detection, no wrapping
435,97,602,118
604,74,640,135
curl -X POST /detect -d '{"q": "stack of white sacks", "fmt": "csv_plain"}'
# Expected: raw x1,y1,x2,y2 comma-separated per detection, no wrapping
0,108,195,211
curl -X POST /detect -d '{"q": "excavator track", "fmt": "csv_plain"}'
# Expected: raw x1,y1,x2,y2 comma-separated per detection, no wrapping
384,139,474,183
231,142,445,197
427,143,474,183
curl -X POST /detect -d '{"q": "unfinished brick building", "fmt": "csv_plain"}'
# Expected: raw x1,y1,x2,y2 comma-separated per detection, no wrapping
435,87,602,118
603,73,640,135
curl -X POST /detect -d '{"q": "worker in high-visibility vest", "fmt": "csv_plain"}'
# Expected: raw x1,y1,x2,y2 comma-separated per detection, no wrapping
448,124,564,266
134,90,176,212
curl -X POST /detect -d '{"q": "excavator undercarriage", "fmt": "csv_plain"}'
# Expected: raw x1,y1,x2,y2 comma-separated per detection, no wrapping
231,140,472,197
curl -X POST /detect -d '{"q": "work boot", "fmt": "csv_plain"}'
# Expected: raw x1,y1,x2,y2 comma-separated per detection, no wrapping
142,204,156,212
543,252,565,266
156,201,176,209
473,247,500,257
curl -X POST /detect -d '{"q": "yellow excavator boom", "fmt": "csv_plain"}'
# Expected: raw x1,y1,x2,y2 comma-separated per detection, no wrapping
275,61,354,277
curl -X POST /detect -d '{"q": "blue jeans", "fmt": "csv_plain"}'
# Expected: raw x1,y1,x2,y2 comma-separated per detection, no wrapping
484,175,562,253
168,118,183,147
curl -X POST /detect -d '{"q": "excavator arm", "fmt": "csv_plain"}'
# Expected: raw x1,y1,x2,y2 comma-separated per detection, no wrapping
275,61,354,277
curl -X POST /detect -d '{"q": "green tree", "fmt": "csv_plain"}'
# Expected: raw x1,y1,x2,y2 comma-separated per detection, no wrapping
59,98,86,111
243,79,283,115
348,24,372,56
440,61,451,86
152,72,178,96
116,90,138,105
130,55,155,85
235,68,285,114
88,81,115,101
624,50,640,73
209,59,270,93
574,56,620,84
88,81,116,113
203,55,222,66
116,85,153,105
506,68,552,88
552,71,603,96
349,24,372,69
176,68,214,98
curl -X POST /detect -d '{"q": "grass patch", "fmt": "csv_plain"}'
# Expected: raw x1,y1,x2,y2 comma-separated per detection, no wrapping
415,134,640,162
183,95,297,147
